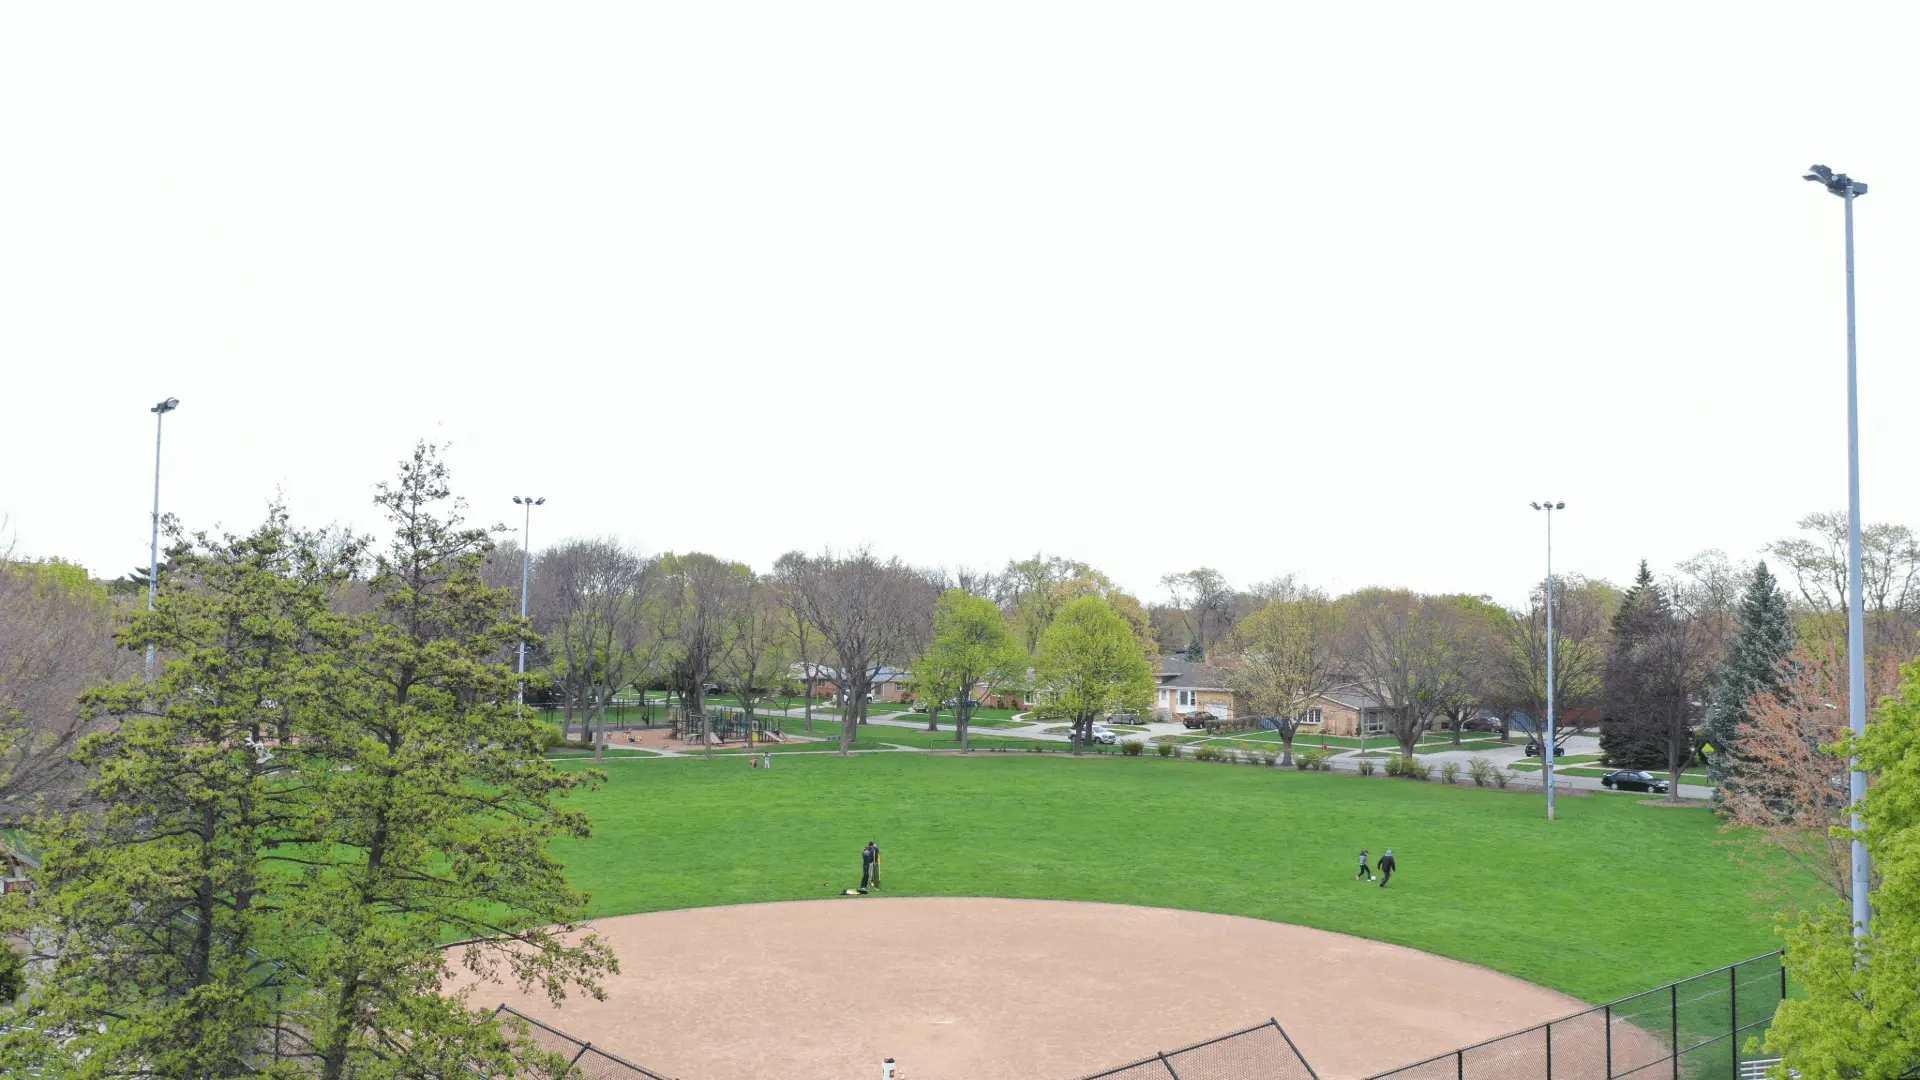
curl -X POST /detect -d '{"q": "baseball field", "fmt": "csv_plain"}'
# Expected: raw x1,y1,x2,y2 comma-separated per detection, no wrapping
469,752,1813,1080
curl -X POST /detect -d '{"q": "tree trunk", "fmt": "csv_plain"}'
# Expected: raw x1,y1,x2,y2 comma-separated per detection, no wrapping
1280,725,1295,766
927,704,940,732
958,704,970,752
593,689,606,762
804,676,814,732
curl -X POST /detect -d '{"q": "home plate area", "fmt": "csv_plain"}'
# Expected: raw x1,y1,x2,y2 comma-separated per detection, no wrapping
460,898,1604,1080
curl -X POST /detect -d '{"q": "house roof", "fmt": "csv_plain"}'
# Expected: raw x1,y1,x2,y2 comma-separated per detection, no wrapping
1155,657,1234,691
793,662,910,682
1316,683,1390,711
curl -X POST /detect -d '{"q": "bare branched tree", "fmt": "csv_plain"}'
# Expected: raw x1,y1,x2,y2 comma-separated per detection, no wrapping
1721,639,1903,900
782,549,936,754
1487,575,1617,744
0,551,136,822
721,575,793,731
534,538,657,756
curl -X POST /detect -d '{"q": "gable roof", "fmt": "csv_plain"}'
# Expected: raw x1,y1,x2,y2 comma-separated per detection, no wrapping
1155,656,1234,691
1316,683,1391,711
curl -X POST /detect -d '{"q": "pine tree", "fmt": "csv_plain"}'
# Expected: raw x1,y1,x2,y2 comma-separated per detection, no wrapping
1702,562,1794,796
1601,561,1671,769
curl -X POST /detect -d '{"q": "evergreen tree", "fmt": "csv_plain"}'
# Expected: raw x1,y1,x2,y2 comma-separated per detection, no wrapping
0,511,345,1075
1185,637,1204,662
1601,561,1672,769
1702,562,1794,796
288,444,614,1080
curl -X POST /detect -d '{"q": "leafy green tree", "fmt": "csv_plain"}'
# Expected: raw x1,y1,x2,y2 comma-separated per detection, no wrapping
1032,596,1154,752
1703,561,1795,796
912,590,1025,750
1225,593,1342,765
287,444,615,1080
0,510,343,1076
1767,658,1920,1080
0,941,21,1005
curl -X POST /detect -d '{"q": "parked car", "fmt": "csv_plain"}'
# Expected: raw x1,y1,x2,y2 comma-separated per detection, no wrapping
1523,740,1566,757
1087,725,1119,745
1462,717,1502,734
1106,712,1138,725
1600,769,1670,793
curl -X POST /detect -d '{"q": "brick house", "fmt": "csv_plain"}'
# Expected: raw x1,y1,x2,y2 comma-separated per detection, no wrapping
1153,657,1244,720
1302,684,1407,738
800,664,912,704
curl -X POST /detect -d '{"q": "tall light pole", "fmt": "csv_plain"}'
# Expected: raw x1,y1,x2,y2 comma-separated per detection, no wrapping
1530,501,1564,821
512,496,545,717
1805,163,1871,940
145,397,180,677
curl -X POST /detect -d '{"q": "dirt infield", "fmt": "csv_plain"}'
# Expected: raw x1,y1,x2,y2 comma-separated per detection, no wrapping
461,898,1592,1080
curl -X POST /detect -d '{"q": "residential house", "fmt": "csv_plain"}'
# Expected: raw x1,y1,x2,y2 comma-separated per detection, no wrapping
1153,657,1244,720
797,663,912,704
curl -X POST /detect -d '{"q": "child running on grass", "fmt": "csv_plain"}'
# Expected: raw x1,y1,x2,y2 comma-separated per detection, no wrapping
1356,848,1375,882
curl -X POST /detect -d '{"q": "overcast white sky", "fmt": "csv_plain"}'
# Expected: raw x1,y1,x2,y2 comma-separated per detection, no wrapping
3,3,1917,607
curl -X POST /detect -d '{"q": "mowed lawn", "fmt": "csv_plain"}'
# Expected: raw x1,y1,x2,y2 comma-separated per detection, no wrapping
551,753,1816,1005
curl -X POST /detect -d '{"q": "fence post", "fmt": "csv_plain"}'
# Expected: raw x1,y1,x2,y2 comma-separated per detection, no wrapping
1671,983,1680,1080
1546,1020,1553,1080
1457,1049,1464,1080
1605,1004,1613,1079
1157,1051,1183,1080
1731,963,1741,1079
1778,953,1787,1002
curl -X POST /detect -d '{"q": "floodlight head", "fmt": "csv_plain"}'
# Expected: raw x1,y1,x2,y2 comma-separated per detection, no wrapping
513,496,523,505
1806,164,1866,198
535,497,546,505
151,397,179,414
1530,502,1541,510
1555,502,1565,510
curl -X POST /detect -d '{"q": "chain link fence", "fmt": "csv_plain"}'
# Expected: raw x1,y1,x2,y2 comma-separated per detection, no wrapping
1367,952,1786,1080
491,1004,675,1080
1073,1018,1321,1080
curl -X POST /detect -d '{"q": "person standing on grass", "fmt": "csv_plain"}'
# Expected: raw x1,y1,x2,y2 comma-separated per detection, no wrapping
861,840,879,890
1377,848,1397,888
1356,848,1374,882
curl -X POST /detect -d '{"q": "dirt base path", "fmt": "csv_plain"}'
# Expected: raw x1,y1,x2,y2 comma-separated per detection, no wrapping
460,898,1590,1080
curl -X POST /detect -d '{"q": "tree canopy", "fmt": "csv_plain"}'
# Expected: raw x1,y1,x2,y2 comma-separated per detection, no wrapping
1032,596,1154,750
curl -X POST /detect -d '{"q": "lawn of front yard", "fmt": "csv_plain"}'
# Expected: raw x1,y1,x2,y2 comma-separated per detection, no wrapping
551,752,1815,1004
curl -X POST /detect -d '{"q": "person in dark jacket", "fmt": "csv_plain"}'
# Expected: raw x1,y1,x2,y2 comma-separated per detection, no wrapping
860,841,881,890
1377,848,1397,887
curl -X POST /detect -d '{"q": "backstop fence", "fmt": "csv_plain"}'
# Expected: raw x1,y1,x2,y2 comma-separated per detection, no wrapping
1366,951,1787,1080
1074,1018,1321,1080
491,1004,675,1080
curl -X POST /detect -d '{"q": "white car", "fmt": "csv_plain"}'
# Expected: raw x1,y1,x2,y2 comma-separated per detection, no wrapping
1087,725,1119,745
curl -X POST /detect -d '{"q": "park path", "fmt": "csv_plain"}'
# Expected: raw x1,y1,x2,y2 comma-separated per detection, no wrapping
553,708,1716,800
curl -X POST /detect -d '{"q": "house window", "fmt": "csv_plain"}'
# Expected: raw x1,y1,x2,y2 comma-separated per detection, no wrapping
1177,689,1197,708
1301,707,1323,726
1362,710,1386,736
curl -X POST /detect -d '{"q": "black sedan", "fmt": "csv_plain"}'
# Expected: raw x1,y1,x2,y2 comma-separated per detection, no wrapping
1600,769,1671,793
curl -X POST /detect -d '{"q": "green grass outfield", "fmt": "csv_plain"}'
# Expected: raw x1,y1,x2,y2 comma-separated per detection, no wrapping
551,753,1813,1005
